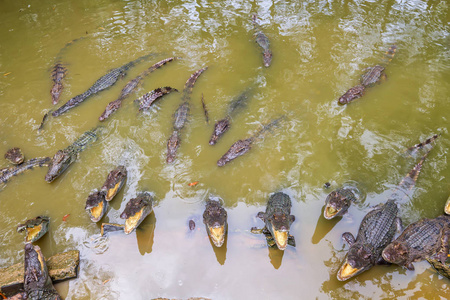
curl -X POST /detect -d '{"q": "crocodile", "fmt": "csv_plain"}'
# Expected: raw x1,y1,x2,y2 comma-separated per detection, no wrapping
99,57,177,121
323,187,359,220
337,147,432,281
101,165,127,201
45,127,100,183
52,53,155,117
4,147,24,165
166,67,208,164
135,86,178,112
427,257,450,280
203,199,228,247
382,215,450,270
23,244,62,300
17,216,50,243
252,14,272,67
251,192,296,250
404,133,440,156
209,88,253,145
1,157,51,185
338,45,397,105
120,192,153,234
217,116,285,167
85,190,108,223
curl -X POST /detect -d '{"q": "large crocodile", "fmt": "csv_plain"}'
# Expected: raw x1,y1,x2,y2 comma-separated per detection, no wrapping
217,116,284,167
338,45,397,104
337,147,432,281
251,192,296,250
1,157,51,185
203,199,228,247
252,14,272,67
166,67,208,163
382,215,450,270
52,53,155,117
45,127,100,183
209,88,253,145
24,244,62,300
99,57,177,121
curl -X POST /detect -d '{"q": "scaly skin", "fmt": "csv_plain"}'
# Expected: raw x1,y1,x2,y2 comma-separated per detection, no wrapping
323,187,358,219
427,257,450,279
53,53,155,117
50,63,66,105
45,128,99,183
101,165,127,201
338,85,365,105
382,215,450,270
24,244,62,300
137,87,178,111
1,157,51,184
252,14,272,67
4,147,25,165
203,199,228,247
17,216,50,243
166,130,180,164
120,192,153,234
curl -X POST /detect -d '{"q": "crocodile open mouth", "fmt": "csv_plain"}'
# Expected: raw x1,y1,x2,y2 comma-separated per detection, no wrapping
125,209,144,234
324,205,340,219
105,182,122,201
337,260,362,281
208,225,225,247
90,201,104,222
273,228,288,250
445,198,450,215
26,224,43,243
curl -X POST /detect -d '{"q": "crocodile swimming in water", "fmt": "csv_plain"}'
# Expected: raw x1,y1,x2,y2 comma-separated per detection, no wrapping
166,67,208,163
382,214,450,270
203,199,228,247
337,147,432,281
217,116,284,167
251,192,296,250
252,14,272,67
338,45,397,105
0,157,51,186
99,57,177,121
209,88,253,145
52,53,155,117
45,127,100,183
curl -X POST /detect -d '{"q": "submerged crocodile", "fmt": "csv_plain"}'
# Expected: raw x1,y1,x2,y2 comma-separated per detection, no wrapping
120,192,153,234
203,199,228,247
166,67,208,163
382,215,450,270
24,244,62,300
52,53,155,117
252,14,272,67
4,147,25,165
99,57,177,121
338,45,397,104
45,127,100,183
17,216,50,243
209,88,253,145
337,147,432,281
217,116,284,167
135,86,178,112
251,192,296,250
101,165,127,201
0,157,51,185
323,186,359,220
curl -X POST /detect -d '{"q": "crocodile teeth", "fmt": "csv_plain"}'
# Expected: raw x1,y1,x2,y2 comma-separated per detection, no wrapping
273,229,288,250
337,261,361,281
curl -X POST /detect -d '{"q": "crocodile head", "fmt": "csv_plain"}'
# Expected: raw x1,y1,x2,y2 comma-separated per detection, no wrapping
120,193,153,234
203,200,228,247
338,85,365,105
4,147,24,165
323,190,351,219
263,49,272,67
381,241,409,266
337,243,373,281
45,150,72,183
85,191,108,223
209,118,230,145
266,212,294,250
17,216,50,243
217,138,253,167
99,99,122,122
101,166,127,201
24,243,48,290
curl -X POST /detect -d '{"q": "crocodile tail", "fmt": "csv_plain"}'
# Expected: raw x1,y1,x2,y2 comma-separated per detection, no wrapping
381,45,397,65
141,57,178,77
54,36,86,62
397,145,433,193
404,133,440,156
181,67,208,101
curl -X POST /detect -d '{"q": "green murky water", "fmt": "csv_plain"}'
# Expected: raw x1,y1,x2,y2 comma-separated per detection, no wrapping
1,0,450,299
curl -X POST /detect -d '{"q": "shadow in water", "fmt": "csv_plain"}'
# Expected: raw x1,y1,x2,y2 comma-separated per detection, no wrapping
136,211,156,256
311,206,342,244
208,230,227,265
268,246,285,269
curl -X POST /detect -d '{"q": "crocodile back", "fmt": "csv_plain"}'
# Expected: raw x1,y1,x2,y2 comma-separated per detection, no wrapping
399,216,450,251
67,129,98,154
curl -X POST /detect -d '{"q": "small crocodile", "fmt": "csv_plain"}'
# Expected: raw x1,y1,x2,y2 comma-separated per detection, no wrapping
135,86,178,111
45,127,100,183
24,244,62,300
85,190,108,223
217,116,284,167
1,157,51,185
203,199,228,247
209,88,253,145
251,192,296,250
382,215,450,270
99,57,177,121
323,187,359,220
17,216,50,243
101,165,127,201
166,67,208,163
52,53,155,117
252,14,272,67
337,147,431,281
4,147,25,165
120,192,153,234
338,45,397,105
